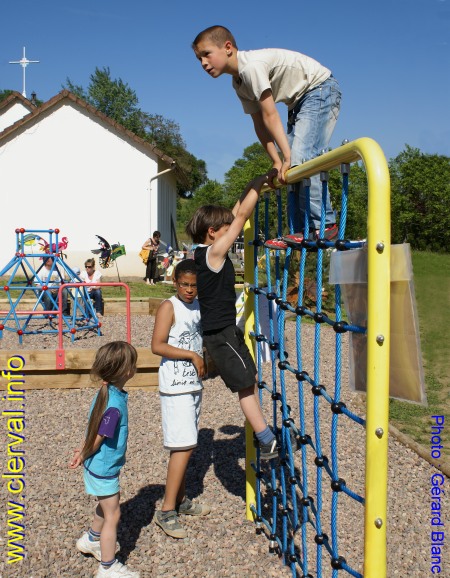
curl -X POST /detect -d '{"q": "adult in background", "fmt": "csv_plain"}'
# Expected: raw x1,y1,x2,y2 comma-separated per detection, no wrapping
80,258,103,317
142,231,161,285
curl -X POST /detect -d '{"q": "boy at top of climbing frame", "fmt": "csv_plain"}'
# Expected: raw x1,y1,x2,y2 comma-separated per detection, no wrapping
192,25,342,249
185,170,279,460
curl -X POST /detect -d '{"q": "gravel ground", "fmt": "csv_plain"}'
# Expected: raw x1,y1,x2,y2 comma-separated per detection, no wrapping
0,315,448,577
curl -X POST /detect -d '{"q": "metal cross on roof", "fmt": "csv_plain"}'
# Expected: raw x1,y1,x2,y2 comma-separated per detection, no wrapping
9,46,40,98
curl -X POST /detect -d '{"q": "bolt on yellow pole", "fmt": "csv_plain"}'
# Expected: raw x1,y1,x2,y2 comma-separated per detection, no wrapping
362,140,390,578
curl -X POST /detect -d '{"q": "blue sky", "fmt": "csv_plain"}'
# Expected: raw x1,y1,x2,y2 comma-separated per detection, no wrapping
1,0,449,183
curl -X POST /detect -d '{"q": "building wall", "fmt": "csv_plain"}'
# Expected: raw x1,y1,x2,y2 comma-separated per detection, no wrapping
0,101,178,277
0,102,32,132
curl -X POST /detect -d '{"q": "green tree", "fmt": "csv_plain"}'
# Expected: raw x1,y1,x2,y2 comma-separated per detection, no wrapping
66,68,143,134
177,179,224,241
0,90,13,103
221,142,279,236
222,142,272,204
64,68,207,194
389,146,450,252
330,162,369,241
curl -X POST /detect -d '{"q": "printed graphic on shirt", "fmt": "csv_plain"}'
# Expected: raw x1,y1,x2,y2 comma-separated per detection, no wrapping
98,407,121,438
171,321,202,387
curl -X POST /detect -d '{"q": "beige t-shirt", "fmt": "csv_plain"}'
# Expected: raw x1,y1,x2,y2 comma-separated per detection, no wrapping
232,48,331,114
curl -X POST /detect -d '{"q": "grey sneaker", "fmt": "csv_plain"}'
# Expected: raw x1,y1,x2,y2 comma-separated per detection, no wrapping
76,532,101,561
177,497,211,516
155,509,187,539
259,437,279,460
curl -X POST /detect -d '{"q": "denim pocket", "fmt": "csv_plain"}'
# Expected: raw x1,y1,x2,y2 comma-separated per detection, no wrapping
330,86,342,121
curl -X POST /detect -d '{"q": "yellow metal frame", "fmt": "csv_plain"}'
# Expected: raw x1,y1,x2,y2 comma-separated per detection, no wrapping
243,137,390,577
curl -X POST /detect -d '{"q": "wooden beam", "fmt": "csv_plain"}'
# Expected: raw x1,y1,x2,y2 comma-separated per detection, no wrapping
0,370,158,390
0,348,161,371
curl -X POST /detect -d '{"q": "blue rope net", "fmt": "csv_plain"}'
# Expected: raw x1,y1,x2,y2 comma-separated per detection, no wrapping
248,165,368,578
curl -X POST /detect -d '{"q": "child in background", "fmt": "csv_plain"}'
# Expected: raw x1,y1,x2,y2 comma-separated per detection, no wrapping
185,170,279,460
192,25,341,248
69,341,139,578
151,259,210,538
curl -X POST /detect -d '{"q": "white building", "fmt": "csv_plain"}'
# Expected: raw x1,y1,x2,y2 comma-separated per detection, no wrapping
0,90,185,277
0,91,36,132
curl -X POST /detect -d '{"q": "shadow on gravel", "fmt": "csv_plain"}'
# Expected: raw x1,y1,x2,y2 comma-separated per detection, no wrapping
213,425,246,499
116,425,246,561
117,483,165,561
188,426,246,501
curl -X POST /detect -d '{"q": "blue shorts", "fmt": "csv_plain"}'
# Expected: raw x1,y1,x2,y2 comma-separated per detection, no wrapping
83,467,119,497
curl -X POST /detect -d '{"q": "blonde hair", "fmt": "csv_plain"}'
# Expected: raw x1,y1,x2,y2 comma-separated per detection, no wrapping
81,341,137,461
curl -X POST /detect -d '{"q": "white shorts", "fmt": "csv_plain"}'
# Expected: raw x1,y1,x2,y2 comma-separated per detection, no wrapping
160,391,202,450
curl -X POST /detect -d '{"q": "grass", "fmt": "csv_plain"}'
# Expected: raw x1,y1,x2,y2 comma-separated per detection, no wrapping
389,251,450,458
0,276,177,300
100,282,176,299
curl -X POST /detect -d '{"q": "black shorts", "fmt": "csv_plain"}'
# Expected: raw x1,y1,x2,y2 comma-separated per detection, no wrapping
203,325,257,393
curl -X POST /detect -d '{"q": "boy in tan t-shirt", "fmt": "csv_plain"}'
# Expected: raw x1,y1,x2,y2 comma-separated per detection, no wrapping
192,25,342,248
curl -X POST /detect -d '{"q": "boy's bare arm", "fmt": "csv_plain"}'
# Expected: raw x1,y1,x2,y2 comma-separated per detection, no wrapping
211,171,277,263
152,300,205,377
251,90,291,184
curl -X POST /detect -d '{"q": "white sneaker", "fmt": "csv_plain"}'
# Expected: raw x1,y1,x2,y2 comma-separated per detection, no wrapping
95,561,140,578
76,532,101,561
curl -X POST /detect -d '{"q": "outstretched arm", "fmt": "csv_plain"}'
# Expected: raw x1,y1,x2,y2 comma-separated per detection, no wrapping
251,90,291,184
208,170,277,267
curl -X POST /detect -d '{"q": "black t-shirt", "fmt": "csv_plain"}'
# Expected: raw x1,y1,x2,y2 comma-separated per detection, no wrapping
194,245,236,332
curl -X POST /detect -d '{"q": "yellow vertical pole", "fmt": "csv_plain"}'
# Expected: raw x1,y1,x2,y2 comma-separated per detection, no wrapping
363,141,390,578
243,214,257,521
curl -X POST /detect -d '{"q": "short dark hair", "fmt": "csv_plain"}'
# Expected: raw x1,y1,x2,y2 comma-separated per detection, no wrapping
192,25,238,50
185,205,234,244
174,259,197,280
153,231,161,237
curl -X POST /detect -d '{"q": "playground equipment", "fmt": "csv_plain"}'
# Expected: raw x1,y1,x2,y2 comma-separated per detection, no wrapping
243,138,390,577
91,234,126,281
0,228,101,344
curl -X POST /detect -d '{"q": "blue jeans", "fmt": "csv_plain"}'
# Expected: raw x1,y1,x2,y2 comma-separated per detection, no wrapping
89,288,103,314
287,76,341,231
42,288,68,315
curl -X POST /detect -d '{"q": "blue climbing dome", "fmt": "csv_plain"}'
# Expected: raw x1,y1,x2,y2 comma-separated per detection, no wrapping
0,228,100,343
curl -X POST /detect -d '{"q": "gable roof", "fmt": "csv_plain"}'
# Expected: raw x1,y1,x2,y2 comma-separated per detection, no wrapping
0,90,36,114
0,90,188,185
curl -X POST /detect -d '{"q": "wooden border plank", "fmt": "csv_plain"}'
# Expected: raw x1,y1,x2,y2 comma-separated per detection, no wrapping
0,348,161,371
